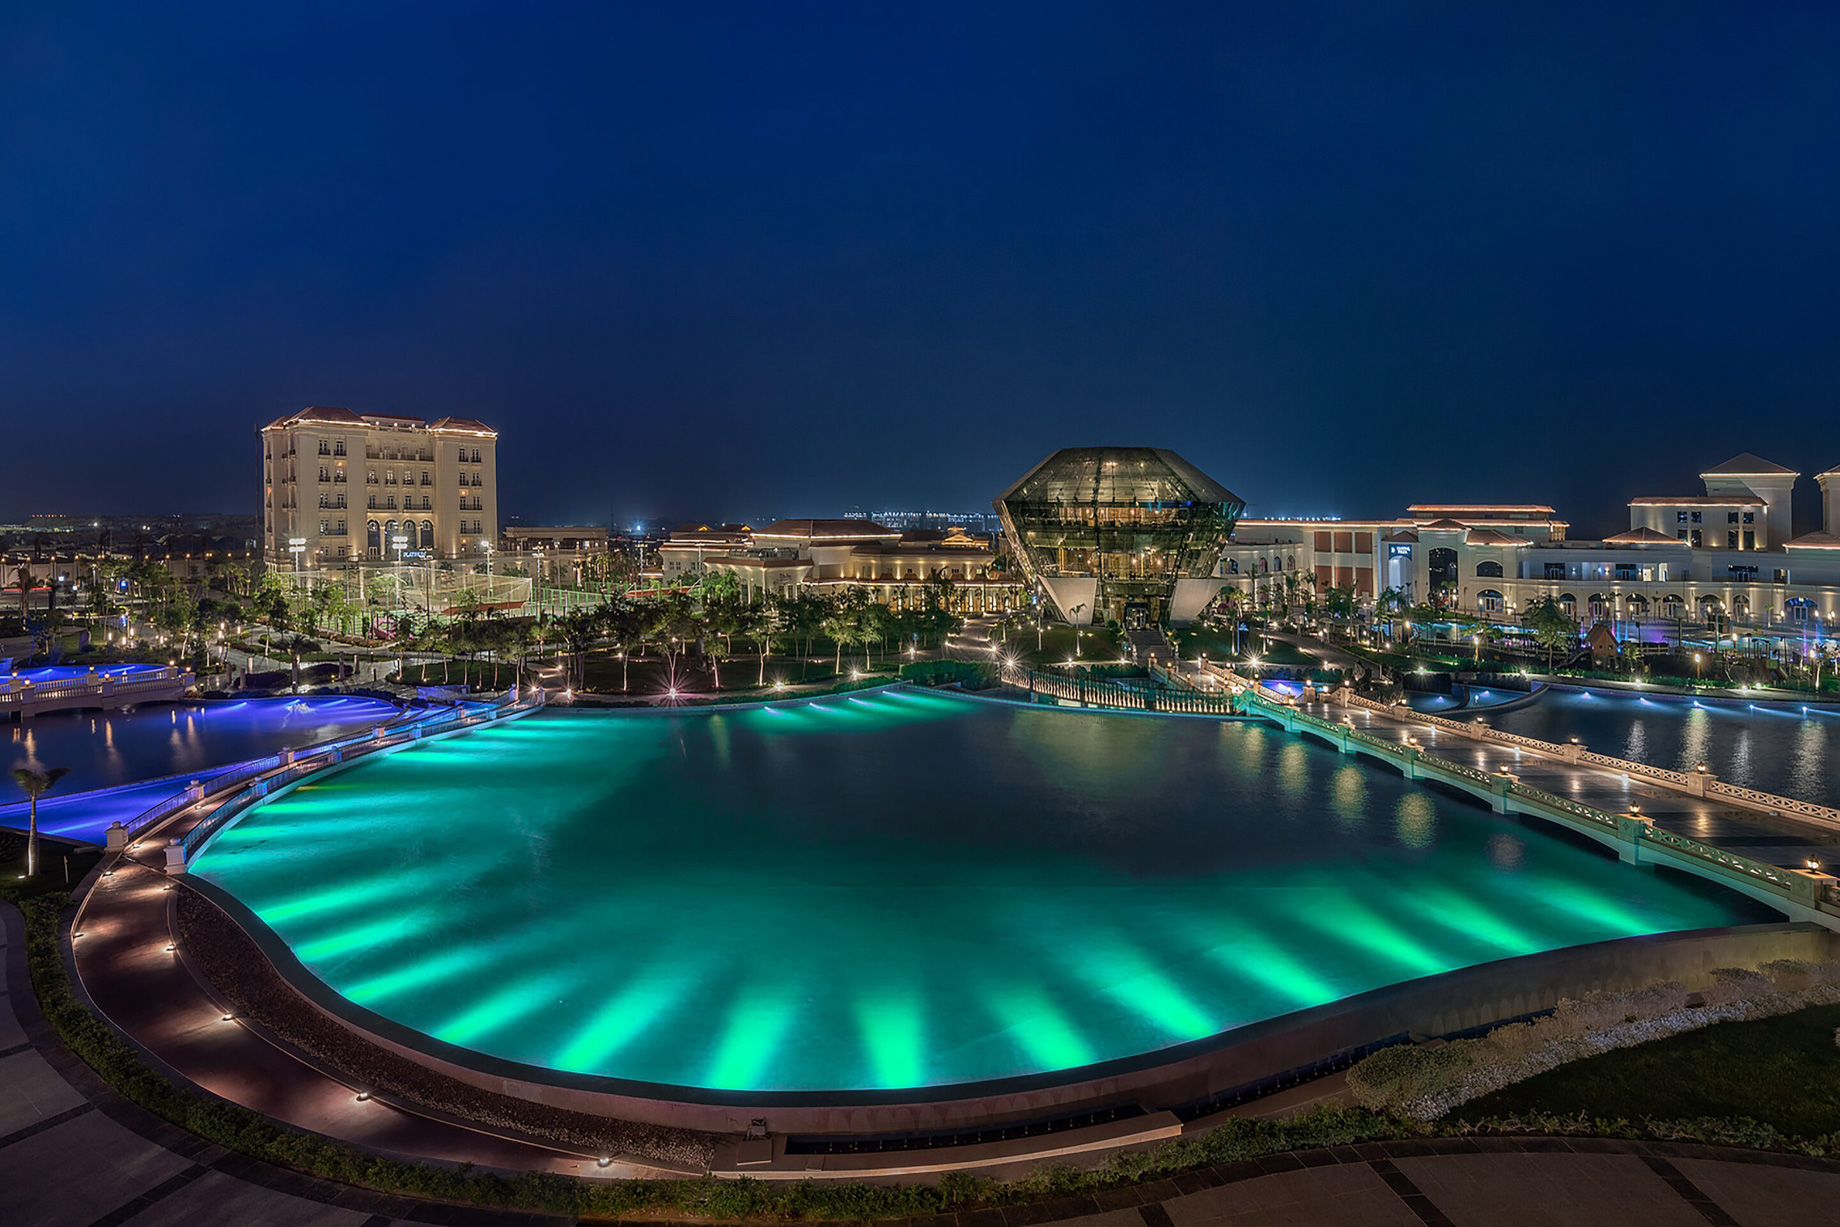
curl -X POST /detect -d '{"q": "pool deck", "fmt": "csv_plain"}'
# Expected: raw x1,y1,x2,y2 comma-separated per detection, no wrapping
13,890,1840,1224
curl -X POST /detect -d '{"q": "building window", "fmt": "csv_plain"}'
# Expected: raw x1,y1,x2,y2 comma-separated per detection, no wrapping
1728,530,1739,549
334,441,346,456
1676,529,1687,540
1727,511,1739,524
1475,561,1503,578
336,519,346,535
1478,589,1504,613
1690,511,1702,523
1690,530,1703,547
318,441,330,455
320,519,330,535
1744,531,1755,550
1677,510,1688,524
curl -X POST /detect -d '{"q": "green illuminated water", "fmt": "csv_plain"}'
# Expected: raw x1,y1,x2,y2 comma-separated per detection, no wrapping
193,688,1773,1093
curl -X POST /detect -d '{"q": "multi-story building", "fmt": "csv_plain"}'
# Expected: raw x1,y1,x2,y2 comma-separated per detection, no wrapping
656,520,1024,614
1218,453,1840,638
260,407,498,565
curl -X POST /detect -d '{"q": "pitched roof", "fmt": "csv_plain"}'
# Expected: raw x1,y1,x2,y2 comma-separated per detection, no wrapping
1417,518,1469,531
1786,531,1840,550
1627,495,1766,506
754,519,898,540
1463,528,1528,546
1602,527,1681,544
428,416,497,433
1700,453,1797,477
1406,504,1557,515
265,405,364,429
1380,528,1419,543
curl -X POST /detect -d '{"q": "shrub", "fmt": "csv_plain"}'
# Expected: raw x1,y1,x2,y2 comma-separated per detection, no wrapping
1346,1043,1472,1113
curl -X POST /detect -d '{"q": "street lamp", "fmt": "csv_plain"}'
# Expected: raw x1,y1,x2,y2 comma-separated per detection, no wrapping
288,536,306,577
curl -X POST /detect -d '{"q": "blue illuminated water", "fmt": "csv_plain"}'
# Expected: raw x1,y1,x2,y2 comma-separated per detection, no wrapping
1,696,400,841
1477,687,1840,809
194,689,1771,1095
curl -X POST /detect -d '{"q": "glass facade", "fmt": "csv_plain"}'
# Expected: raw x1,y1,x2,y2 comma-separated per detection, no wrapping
994,447,1244,624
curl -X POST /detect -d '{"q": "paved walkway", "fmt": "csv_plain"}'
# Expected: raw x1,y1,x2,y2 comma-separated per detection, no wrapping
1292,693,1840,872
68,855,628,1180
3,903,567,1227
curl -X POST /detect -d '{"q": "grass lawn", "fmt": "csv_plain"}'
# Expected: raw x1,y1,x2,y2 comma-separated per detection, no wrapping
1457,1004,1840,1138
1177,629,1314,666
996,624,1123,668
0,833,101,900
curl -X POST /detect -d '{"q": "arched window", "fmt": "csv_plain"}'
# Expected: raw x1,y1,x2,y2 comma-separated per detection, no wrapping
1733,594,1750,619
420,520,435,549
1476,561,1503,578
1478,589,1504,614
1558,593,1577,617
1786,597,1815,623
1589,594,1610,622
366,520,380,556
1227,559,1238,574
1625,594,1650,615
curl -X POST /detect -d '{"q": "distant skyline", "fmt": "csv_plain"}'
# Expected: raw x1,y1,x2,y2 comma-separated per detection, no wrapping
5,3,1838,536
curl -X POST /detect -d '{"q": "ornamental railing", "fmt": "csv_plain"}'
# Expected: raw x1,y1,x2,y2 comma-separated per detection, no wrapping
999,664,1240,715
1336,687,1840,831
1237,685,1832,915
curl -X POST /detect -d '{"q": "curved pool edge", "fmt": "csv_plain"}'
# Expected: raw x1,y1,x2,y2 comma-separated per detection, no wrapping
175,868,1839,1135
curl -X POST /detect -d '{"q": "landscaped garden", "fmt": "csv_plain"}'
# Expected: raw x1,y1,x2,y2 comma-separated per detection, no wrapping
1458,1002,1840,1139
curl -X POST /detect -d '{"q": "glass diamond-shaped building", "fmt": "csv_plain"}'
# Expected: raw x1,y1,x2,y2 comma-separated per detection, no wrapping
994,447,1245,627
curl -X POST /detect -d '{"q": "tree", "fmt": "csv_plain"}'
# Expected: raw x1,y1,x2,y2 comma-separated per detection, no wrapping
1523,596,1579,669
746,596,782,685
11,766,69,878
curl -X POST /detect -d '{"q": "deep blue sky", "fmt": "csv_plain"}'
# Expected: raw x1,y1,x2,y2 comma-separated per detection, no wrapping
4,2,1839,536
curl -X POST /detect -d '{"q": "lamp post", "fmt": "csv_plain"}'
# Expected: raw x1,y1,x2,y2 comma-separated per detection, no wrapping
288,536,306,580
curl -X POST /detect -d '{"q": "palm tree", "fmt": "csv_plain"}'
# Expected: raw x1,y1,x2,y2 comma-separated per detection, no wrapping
11,766,70,878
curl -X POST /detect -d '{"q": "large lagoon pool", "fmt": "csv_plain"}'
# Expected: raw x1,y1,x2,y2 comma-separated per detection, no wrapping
1477,687,1840,810
194,688,1773,1095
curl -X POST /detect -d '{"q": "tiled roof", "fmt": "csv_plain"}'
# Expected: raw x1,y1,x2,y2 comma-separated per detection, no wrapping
429,416,497,433
1700,453,1797,477
265,405,364,428
1463,528,1528,546
1627,495,1766,506
1602,527,1680,544
754,519,898,539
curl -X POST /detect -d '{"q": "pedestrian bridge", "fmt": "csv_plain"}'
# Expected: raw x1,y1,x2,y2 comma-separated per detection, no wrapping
1000,661,1840,929
0,666,195,721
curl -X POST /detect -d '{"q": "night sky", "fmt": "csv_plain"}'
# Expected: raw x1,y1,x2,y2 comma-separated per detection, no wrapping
5,3,1839,536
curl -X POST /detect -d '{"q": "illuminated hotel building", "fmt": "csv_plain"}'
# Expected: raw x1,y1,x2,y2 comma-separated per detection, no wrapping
1220,453,1840,633
260,407,499,565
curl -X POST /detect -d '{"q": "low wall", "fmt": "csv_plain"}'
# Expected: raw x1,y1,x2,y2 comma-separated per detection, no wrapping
180,883,1836,1136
